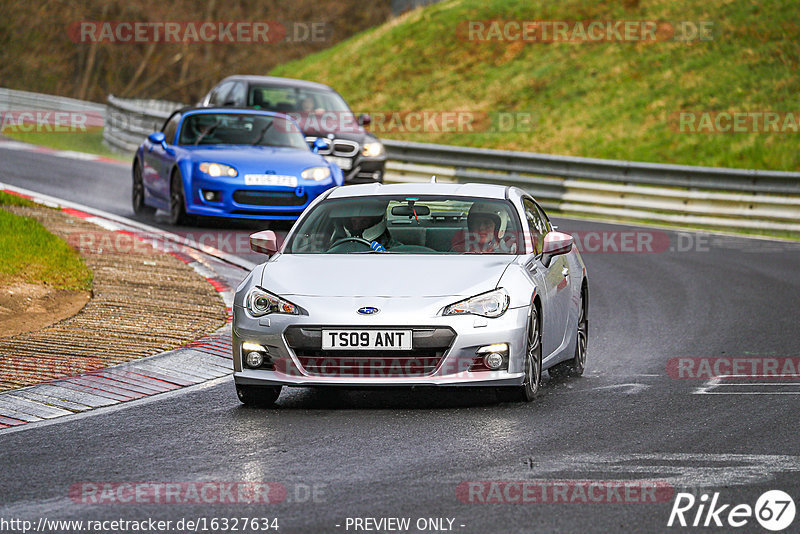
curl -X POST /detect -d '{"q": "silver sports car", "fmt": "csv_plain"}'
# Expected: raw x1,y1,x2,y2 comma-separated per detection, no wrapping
232,182,588,405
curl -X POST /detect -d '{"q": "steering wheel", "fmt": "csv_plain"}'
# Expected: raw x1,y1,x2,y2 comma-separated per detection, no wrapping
327,237,373,252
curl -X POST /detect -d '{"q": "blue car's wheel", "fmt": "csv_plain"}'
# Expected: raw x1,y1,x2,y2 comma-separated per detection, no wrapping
132,161,155,216
168,169,188,225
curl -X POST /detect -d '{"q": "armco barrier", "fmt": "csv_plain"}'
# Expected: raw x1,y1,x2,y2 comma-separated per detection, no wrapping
5,89,799,233
103,94,184,154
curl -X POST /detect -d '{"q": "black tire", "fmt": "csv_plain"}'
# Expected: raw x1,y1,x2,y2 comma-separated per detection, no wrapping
549,290,588,380
497,305,542,403
236,384,282,406
132,161,156,215
168,169,188,225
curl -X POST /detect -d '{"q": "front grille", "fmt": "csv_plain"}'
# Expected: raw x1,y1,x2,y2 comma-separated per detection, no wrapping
305,137,359,157
233,190,307,207
284,326,456,378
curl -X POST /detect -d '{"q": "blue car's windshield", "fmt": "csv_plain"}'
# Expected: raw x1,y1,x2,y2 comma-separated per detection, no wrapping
178,113,308,149
286,196,523,255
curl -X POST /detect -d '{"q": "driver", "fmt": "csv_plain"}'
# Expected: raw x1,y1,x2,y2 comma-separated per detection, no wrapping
330,201,400,251
343,213,400,250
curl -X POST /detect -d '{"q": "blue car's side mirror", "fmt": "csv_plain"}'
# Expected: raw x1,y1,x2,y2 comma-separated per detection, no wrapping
147,131,173,154
311,137,330,153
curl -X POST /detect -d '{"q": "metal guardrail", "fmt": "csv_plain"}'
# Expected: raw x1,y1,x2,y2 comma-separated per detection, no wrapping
103,94,185,154
382,140,800,232
0,88,106,115
6,89,794,233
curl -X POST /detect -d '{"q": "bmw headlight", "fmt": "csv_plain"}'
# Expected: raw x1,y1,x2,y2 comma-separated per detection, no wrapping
362,141,384,158
199,162,238,177
443,288,510,318
246,287,300,317
301,166,331,181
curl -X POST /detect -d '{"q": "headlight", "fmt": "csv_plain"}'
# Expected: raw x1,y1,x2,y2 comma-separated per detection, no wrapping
199,162,237,177
443,288,510,318
301,166,331,181
245,287,299,317
362,141,384,158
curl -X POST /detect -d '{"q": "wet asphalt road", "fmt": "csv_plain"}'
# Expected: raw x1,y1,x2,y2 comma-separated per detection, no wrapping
1,144,800,533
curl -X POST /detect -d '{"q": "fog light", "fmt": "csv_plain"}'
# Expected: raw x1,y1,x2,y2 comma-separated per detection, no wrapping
202,190,221,202
245,351,264,368
484,353,504,370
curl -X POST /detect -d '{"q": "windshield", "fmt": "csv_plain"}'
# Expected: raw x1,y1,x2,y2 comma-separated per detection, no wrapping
248,85,351,114
286,195,523,254
178,113,308,149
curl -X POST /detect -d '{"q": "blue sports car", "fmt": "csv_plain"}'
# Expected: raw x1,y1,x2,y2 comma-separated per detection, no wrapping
132,107,344,224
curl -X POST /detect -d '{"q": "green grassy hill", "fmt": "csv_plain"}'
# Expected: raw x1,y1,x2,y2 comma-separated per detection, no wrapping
272,0,800,171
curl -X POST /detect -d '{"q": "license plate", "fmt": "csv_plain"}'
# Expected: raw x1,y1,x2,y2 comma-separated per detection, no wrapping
324,155,352,170
244,174,298,187
322,330,412,350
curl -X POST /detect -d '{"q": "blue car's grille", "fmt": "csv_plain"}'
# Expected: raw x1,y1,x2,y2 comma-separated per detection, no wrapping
233,190,307,207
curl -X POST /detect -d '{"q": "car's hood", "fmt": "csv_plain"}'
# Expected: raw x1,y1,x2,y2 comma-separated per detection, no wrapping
183,145,327,170
260,254,513,298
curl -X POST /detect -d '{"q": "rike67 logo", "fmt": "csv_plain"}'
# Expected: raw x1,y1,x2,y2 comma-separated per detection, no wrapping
668,490,796,531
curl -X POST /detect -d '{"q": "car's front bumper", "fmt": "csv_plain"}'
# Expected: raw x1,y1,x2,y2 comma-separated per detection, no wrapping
232,306,529,388
184,175,335,220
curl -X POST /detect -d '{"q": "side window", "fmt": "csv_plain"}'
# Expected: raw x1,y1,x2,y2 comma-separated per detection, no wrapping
162,114,180,144
534,202,552,233
227,82,246,106
523,198,547,256
209,81,234,106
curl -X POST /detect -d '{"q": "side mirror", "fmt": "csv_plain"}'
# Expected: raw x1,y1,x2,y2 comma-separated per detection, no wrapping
250,230,279,256
311,137,331,153
147,131,173,154
357,113,371,126
541,231,573,267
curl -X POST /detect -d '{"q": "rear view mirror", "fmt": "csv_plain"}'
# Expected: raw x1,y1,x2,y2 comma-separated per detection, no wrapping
391,205,431,217
541,231,573,267
358,113,371,126
250,230,279,256
148,132,165,144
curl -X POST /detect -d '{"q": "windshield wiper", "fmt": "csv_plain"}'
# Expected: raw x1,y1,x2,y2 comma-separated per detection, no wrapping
252,122,273,145
194,120,221,145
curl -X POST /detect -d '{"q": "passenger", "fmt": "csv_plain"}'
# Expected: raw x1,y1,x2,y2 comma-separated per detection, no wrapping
452,203,508,253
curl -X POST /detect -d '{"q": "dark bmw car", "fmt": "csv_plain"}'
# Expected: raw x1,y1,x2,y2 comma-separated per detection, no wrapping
201,75,386,185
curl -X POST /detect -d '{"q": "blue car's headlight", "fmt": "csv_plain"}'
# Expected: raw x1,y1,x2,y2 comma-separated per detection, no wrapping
301,166,331,181
199,162,238,177
443,288,510,318
246,287,300,317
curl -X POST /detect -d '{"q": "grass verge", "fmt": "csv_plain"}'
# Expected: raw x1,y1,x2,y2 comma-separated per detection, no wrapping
0,192,93,291
1,129,129,162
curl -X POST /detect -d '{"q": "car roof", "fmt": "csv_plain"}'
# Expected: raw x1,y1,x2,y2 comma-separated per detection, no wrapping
215,75,334,92
327,182,510,200
180,106,289,117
